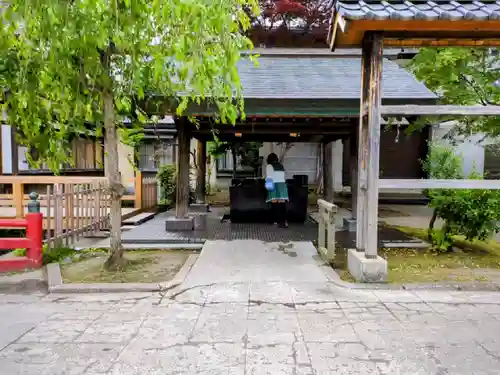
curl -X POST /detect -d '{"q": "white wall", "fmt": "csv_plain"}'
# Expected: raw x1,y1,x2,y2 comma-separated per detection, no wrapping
1,125,12,174
432,122,488,176
208,140,345,192
332,140,343,192
118,141,135,190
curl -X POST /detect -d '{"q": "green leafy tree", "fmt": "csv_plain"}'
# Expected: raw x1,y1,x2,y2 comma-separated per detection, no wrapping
0,0,258,269
422,144,500,252
410,48,500,136
208,141,262,178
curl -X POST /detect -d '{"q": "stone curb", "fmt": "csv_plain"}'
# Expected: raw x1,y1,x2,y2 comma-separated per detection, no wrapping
47,253,198,294
74,244,204,251
315,251,500,292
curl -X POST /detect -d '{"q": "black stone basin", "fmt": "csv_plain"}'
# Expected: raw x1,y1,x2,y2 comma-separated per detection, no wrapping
229,175,308,223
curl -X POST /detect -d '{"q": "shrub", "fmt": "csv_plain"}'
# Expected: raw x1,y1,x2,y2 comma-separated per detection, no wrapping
156,164,176,207
156,163,197,207
13,245,76,265
422,144,500,251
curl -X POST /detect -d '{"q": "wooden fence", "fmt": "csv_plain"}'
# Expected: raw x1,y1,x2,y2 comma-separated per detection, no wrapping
44,182,111,250
0,172,158,218
0,173,159,249
133,172,158,210
0,176,107,218
317,199,337,262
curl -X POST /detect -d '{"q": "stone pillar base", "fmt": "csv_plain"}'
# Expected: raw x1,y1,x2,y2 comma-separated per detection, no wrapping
165,217,195,231
190,203,210,213
347,249,387,283
343,218,357,232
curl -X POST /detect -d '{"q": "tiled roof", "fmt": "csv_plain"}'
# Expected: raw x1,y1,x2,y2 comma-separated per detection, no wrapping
237,56,436,100
334,0,500,21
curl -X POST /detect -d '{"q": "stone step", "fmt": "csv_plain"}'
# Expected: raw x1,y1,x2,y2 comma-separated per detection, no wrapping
122,212,156,226
122,237,205,245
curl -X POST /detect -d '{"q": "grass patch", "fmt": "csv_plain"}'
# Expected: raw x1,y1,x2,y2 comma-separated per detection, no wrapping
334,237,500,284
395,225,500,257
61,250,192,284
11,246,107,265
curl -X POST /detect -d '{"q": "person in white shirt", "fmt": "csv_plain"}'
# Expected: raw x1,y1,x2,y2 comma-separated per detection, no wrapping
265,153,289,228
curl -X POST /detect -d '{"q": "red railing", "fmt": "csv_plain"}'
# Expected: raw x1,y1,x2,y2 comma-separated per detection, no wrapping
0,213,43,272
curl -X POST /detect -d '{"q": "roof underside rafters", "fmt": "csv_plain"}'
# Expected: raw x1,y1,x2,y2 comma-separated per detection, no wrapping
186,114,411,143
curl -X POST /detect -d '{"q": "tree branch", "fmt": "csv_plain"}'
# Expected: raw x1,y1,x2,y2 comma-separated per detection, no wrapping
190,148,198,170
460,73,494,106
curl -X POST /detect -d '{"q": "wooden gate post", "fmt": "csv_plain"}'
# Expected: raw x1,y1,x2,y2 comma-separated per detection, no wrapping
347,31,388,283
323,141,334,202
364,31,383,260
176,120,191,218
355,33,372,252
195,139,207,204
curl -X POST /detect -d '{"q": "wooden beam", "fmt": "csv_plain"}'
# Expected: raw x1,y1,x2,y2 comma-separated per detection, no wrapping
176,120,190,218
355,36,371,251
382,105,500,117
195,140,206,203
384,38,500,47
364,32,383,260
379,179,500,190
12,182,23,218
350,19,500,33
192,128,353,135
0,124,3,175
349,135,358,219
332,19,500,49
323,142,334,202
10,126,18,175
0,176,107,183
134,171,143,209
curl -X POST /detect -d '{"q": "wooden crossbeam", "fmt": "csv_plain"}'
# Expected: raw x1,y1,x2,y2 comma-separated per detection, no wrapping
379,179,500,190
381,105,500,117
0,176,107,183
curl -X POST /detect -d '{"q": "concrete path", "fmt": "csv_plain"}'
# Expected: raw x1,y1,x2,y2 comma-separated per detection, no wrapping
182,240,328,288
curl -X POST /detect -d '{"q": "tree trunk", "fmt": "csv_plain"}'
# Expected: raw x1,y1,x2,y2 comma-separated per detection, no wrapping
103,89,125,270
442,223,453,253
195,140,207,203
428,209,437,241
231,144,237,179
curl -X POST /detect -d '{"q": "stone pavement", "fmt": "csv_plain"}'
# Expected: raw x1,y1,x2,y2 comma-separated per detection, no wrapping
2,240,500,374
1,286,500,374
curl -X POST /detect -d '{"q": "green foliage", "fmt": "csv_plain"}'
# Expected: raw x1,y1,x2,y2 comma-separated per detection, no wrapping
0,0,259,267
422,144,500,252
12,248,27,257
409,48,500,136
156,164,177,207
13,245,76,265
208,141,262,173
237,142,263,170
0,0,259,169
43,247,77,265
156,164,195,206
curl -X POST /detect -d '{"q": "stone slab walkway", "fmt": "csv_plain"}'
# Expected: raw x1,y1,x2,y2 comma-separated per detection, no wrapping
2,239,500,374
1,287,500,374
